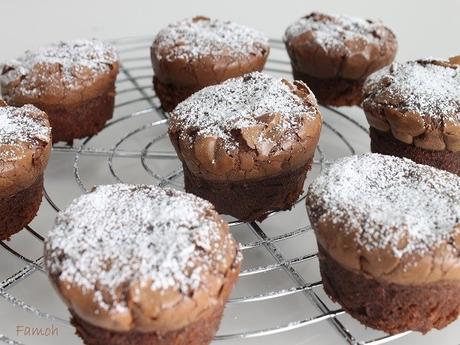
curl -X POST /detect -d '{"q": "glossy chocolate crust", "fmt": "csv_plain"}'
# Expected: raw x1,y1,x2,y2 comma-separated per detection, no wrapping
319,245,460,334
1,40,119,142
183,160,311,222
363,59,460,154
284,12,397,106
306,154,460,287
67,260,239,345
0,175,44,240
48,253,241,334
0,104,50,238
370,127,460,175
170,73,321,221
308,193,460,286
151,16,270,111
169,80,322,182
0,105,51,198
0,40,119,107
45,185,242,334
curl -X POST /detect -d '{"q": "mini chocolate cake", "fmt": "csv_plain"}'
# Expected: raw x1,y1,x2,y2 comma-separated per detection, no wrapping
284,12,397,106
363,58,460,175
169,72,322,222
306,154,460,334
0,103,51,240
1,39,119,143
45,184,241,345
151,16,270,111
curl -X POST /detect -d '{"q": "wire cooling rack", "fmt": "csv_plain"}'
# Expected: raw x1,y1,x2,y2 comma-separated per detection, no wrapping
1,37,457,345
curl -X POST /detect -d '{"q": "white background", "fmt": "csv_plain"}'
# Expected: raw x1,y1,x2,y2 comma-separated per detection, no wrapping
2,0,458,61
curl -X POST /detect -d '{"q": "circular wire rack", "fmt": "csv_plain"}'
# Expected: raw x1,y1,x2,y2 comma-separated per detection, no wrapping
0,37,420,345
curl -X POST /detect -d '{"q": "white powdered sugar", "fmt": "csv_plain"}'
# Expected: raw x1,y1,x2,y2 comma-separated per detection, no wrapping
46,184,235,310
153,17,269,61
285,13,381,52
0,105,50,160
172,72,318,149
308,154,460,257
365,60,460,121
1,39,118,95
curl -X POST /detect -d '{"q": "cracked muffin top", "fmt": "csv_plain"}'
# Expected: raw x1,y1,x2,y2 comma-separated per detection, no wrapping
0,103,51,197
284,12,397,80
151,16,270,88
169,72,322,181
307,153,460,285
363,58,460,152
45,184,241,332
1,39,119,105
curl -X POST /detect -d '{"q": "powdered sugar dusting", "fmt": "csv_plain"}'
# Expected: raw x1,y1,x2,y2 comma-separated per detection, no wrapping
365,60,460,122
172,72,319,149
0,105,50,160
154,17,269,61
1,39,118,96
307,154,460,257
46,184,237,311
285,13,382,52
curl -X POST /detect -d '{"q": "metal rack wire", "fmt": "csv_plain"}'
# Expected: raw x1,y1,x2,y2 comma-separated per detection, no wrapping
0,37,417,345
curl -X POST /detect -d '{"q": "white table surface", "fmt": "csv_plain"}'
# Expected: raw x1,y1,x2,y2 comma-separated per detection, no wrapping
1,1,459,345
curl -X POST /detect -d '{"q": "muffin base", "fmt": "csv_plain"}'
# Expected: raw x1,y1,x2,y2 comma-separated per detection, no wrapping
68,257,241,345
318,244,460,334
42,86,115,143
183,162,311,222
370,127,460,176
0,175,44,240
70,305,224,345
292,68,363,107
154,77,200,112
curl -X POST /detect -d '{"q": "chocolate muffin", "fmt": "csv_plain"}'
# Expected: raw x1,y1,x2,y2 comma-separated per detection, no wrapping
0,103,51,240
45,184,241,345
169,72,322,222
151,16,270,111
1,39,119,143
363,58,460,175
306,153,460,334
284,12,397,106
